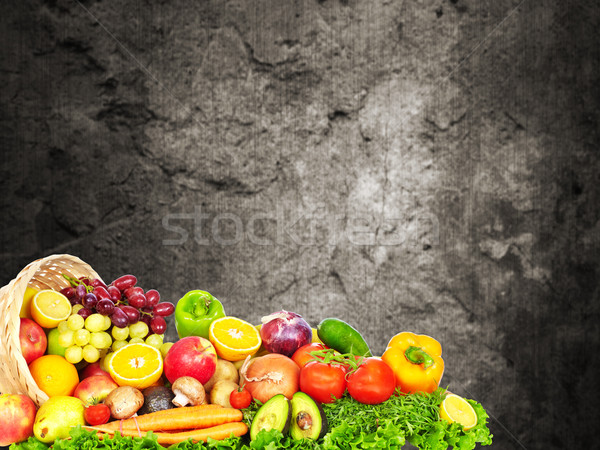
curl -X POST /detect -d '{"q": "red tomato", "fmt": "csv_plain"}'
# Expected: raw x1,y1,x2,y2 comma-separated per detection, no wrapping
292,343,327,369
299,361,347,404
229,387,252,409
346,357,396,404
84,404,111,426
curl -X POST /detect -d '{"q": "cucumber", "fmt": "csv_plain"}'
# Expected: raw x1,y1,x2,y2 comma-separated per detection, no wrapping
316,318,372,357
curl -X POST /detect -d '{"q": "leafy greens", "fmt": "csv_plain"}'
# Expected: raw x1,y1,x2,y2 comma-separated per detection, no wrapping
10,389,491,450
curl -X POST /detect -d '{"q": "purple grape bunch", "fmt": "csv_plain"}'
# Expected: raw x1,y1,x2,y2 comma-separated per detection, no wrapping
60,274,174,333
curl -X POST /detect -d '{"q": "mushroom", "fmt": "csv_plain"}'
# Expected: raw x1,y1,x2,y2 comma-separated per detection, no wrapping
104,386,144,419
171,376,206,407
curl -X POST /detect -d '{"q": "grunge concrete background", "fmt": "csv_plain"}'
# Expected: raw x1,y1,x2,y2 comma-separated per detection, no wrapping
1,0,599,448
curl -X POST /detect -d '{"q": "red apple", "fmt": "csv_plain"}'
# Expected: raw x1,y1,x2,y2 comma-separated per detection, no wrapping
73,375,118,406
164,336,217,384
81,362,113,381
19,318,47,364
0,394,36,446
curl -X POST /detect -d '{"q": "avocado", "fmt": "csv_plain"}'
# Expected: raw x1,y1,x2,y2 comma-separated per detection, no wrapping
138,386,175,415
250,394,292,441
290,392,328,441
317,317,372,357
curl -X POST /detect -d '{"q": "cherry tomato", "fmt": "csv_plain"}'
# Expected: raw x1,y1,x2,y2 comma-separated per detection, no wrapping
229,386,252,409
292,343,328,369
84,403,111,425
300,361,347,404
346,357,396,404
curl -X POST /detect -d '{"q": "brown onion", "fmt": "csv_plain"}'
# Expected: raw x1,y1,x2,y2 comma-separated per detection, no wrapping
240,353,300,403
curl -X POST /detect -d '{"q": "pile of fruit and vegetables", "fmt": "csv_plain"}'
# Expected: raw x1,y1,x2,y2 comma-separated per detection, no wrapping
2,272,492,449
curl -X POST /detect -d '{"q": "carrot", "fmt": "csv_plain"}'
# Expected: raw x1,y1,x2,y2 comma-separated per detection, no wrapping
88,422,249,445
92,404,222,431
88,406,242,432
156,422,248,444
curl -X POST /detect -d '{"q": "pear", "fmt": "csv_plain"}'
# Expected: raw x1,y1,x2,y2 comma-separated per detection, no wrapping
33,396,85,443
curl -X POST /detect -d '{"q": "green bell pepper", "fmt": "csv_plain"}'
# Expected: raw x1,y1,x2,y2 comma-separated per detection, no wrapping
175,290,226,339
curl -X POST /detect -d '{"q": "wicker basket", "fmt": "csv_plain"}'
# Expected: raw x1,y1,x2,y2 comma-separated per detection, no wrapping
0,254,101,406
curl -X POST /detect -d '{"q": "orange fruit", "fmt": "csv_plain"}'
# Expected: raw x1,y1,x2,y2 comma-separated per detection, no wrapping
29,355,79,397
208,316,262,361
440,393,478,431
31,290,71,328
108,343,163,389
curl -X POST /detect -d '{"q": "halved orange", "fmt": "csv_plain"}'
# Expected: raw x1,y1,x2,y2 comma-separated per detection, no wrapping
108,343,163,389
31,290,72,328
209,316,262,361
440,393,478,431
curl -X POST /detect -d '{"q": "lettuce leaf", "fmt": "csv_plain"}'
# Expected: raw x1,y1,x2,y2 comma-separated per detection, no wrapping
407,397,493,450
16,427,168,450
322,418,405,449
242,389,492,450
171,435,242,450
9,389,492,450
9,437,49,450
248,429,318,449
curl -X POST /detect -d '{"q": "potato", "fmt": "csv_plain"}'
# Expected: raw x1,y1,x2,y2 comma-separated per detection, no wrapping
203,359,239,392
209,379,238,408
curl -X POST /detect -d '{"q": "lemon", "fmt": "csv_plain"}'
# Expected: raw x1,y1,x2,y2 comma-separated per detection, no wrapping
439,393,478,431
20,286,39,319
33,396,85,443
31,290,71,328
311,327,323,344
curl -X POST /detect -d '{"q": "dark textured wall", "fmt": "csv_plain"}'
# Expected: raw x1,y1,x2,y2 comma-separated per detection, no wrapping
1,0,599,448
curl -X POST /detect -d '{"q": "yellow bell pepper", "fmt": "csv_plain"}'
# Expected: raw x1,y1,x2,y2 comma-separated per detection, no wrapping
381,331,444,394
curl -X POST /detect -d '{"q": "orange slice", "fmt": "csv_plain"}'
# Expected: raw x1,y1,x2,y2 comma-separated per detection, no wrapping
29,354,79,397
31,290,72,328
108,343,163,389
208,316,262,361
440,393,478,431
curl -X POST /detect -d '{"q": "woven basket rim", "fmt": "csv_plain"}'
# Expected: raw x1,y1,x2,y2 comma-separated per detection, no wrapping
0,254,101,406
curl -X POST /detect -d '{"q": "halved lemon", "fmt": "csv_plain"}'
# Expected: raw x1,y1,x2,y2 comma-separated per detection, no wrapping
208,316,262,361
108,343,163,389
31,290,72,328
440,393,478,431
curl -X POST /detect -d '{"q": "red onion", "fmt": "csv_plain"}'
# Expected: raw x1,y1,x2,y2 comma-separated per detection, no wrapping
260,310,313,357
